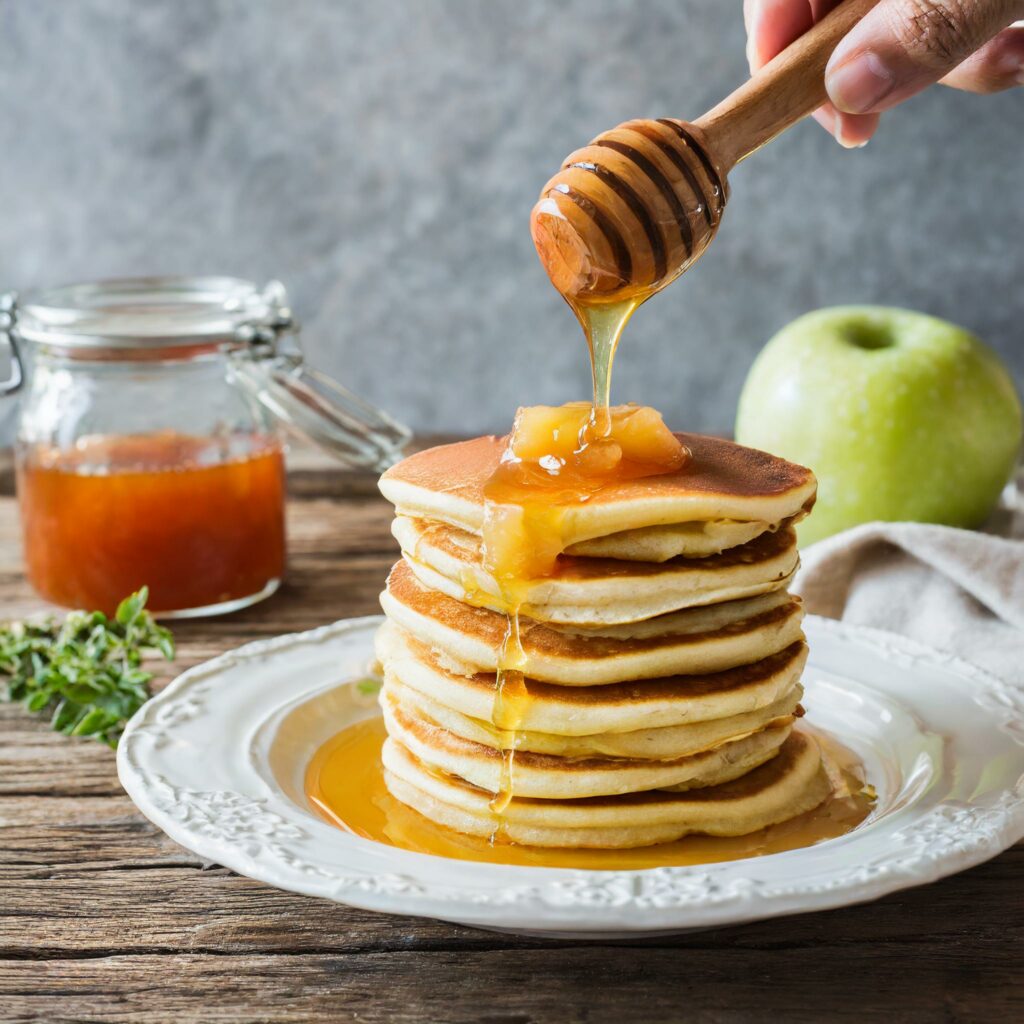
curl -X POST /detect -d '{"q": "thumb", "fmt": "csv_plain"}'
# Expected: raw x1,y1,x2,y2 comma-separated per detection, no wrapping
825,0,1024,113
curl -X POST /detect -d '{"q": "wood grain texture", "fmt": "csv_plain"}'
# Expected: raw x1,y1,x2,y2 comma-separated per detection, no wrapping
0,466,1021,1023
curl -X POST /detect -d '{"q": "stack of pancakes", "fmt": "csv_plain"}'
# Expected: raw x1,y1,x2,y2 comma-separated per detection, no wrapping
376,433,831,849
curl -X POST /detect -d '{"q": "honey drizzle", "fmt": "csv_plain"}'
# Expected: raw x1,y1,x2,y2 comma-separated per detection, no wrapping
489,613,528,820
305,718,876,870
571,298,640,431
478,292,670,831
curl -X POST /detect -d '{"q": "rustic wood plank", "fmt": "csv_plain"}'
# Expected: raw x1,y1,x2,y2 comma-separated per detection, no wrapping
0,794,141,829
1,939,1021,1024
0,726,124,797
1,839,1021,955
8,773,1011,964
0,799,195,867
0,868,498,959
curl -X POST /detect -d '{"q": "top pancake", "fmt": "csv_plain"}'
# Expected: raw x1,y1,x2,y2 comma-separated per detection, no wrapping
379,434,816,556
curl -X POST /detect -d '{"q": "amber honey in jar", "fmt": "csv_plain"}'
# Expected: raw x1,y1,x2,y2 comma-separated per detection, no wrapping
2,277,409,616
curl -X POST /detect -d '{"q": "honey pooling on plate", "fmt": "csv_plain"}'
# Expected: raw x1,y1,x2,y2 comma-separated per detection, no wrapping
305,717,874,868
314,269,875,854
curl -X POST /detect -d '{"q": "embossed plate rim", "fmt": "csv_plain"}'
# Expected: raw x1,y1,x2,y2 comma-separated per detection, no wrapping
117,615,1024,937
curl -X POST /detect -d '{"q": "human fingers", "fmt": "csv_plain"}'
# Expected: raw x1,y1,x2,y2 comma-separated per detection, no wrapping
938,23,1024,91
825,0,1024,113
745,1,882,145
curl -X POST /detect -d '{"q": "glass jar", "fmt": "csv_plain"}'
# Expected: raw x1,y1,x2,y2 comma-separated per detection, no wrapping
0,276,409,617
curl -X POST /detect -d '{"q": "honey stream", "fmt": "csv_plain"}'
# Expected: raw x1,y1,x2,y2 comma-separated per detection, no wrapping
305,717,875,870
478,295,656,828
575,298,640,431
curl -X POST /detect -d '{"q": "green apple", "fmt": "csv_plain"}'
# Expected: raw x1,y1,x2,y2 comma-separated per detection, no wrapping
735,306,1022,546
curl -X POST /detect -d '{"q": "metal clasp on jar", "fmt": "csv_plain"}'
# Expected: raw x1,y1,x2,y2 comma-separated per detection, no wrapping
0,292,23,395
228,281,411,471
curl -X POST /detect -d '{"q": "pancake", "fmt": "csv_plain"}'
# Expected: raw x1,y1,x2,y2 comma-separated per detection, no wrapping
382,729,831,848
376,622,808,734
394,516,800,625
382,674,803,759
382,692,792,798
379,433,816,557
566,518,779,562
373,431,826,851
380,559,805,683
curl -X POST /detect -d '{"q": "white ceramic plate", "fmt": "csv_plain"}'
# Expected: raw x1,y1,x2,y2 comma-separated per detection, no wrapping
117,615,1024,938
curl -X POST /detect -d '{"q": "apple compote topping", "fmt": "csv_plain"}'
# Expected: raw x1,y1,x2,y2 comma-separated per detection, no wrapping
482,402,688,586
509,401,687,477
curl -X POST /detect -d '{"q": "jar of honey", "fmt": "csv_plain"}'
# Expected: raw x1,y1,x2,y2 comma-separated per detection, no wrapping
0,277,409,617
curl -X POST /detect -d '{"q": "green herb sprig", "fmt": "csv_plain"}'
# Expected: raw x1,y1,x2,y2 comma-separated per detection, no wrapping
0,587,174,748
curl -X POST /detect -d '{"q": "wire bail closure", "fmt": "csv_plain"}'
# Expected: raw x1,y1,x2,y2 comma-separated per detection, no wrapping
232,280,298,357
0,292,23,396
228,281,412,472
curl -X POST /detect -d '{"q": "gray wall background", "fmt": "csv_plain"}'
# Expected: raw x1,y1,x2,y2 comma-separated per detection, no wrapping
1,0,1021,436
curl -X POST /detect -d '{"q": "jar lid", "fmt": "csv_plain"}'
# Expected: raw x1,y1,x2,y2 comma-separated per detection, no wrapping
12,275,287,349
4,275,412,471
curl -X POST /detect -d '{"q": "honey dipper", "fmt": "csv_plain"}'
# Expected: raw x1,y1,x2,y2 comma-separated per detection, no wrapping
531,0,881,303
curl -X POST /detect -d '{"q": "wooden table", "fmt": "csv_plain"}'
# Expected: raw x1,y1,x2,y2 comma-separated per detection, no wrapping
1,464,1021,1023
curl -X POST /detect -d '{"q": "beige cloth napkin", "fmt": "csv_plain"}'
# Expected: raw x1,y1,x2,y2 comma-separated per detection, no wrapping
795,473,1024,687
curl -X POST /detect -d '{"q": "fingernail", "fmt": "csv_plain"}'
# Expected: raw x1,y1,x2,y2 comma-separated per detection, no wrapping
838,132,869,150
827,51,896,113
833,115,869,149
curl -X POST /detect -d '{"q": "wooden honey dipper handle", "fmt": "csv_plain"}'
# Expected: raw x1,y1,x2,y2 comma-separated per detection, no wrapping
696,0,882,170
531,0,882,303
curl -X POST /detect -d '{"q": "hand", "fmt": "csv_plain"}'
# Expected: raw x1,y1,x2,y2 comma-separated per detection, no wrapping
744,0,1024,147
